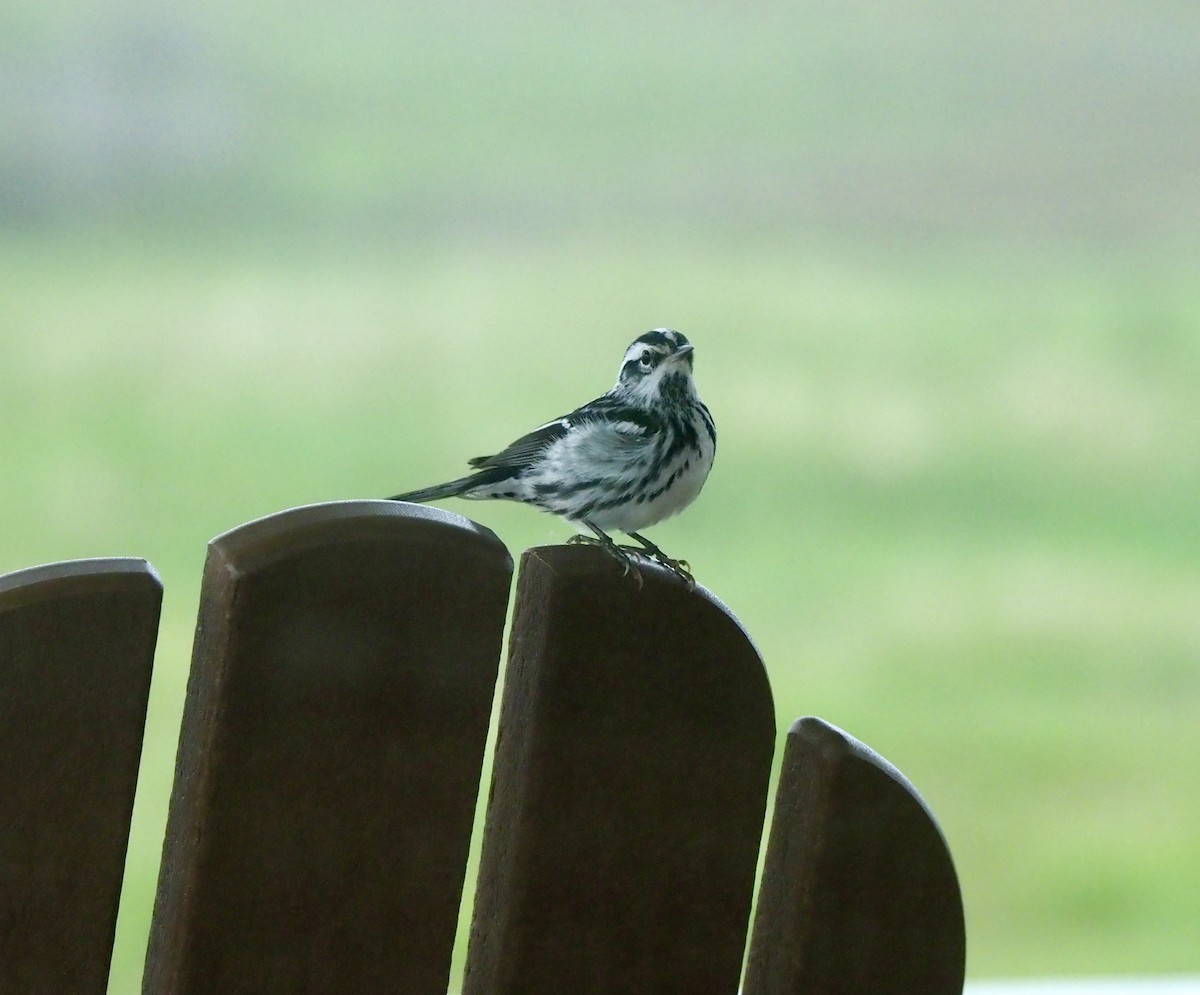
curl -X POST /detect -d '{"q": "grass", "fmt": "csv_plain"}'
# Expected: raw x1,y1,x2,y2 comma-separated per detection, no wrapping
2,231,1198,991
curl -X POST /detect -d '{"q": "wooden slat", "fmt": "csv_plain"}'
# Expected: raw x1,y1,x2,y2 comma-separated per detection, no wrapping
0,558,162,994
142,502,512,994
743,716,966,995
463,545,776,995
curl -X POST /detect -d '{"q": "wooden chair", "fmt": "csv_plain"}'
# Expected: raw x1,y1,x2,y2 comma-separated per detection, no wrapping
0,502,965,994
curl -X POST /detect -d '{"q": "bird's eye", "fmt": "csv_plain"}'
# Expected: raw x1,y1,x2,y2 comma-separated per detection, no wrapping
640,351,653,366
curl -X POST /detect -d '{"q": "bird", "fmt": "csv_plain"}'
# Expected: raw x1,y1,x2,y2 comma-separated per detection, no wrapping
388,328,716,587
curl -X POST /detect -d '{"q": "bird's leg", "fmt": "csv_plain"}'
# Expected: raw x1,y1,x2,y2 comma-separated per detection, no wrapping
622,531,695,589
568,521,643,589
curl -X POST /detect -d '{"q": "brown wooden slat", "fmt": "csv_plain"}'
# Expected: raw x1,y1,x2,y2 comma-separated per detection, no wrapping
142,502,512,995
0,558,162,995
463,545,776,995
743,716,966,995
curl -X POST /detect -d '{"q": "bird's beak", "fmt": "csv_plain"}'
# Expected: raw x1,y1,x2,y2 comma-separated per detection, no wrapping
669,344,694,362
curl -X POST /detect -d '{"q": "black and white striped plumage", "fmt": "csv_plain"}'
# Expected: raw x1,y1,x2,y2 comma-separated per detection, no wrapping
390,328,716,584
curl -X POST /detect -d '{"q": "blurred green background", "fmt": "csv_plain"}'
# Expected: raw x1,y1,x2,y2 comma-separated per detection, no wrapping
3,1,1199,990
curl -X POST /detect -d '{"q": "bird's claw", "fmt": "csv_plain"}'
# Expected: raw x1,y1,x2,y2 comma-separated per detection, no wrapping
655,555,695,590
615,545,695,590
665,558,695,589
569,532,693,590
569,534,644,589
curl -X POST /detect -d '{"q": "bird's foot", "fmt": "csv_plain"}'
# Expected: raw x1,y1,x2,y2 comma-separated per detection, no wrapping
663,556,695,589
568,533,644,589
616,542,695,591
653,554,695,590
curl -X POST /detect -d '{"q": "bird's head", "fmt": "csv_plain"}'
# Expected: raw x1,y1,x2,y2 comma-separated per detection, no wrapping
613,328,698,408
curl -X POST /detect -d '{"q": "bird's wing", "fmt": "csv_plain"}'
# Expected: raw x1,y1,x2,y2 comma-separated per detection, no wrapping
468,397,658,471
467,415,573,470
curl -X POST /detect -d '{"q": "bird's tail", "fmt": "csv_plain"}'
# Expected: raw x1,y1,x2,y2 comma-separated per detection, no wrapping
388,466,513,504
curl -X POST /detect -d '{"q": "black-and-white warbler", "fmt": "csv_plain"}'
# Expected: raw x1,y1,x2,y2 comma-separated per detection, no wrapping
389,328,716,586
